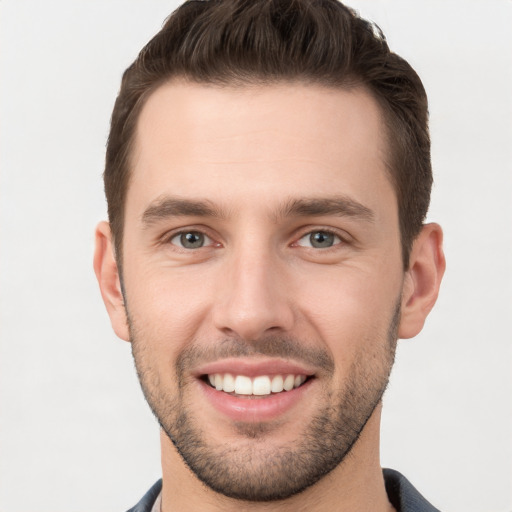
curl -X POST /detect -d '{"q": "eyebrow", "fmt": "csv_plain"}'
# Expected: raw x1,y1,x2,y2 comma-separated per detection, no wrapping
142,197,226,225
277,196,374,222
141,195,374,226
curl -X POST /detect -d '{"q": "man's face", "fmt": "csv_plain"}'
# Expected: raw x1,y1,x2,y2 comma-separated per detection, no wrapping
120,82,405,500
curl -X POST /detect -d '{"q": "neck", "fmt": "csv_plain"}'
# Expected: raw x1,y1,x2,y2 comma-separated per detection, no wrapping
160,405,394,512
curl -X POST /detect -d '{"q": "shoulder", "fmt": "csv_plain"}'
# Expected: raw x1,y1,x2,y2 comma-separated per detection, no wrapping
125,479,162,512
384,469,441,512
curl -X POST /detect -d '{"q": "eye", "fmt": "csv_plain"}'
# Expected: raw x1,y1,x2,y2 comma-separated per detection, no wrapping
169,231,212,249
296,230,341,249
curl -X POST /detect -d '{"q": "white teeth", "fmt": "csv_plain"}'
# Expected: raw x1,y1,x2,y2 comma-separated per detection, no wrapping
253,376,271,395
283,374,295,391
223,373,235,393
234,375,253,395
271,375,284,393
207,373,308,395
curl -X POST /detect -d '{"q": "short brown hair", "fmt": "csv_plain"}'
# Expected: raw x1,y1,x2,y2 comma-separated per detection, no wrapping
105,0,431,268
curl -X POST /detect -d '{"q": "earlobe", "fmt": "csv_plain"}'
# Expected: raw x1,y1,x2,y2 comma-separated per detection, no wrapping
93,221,130,342
398,223,446,339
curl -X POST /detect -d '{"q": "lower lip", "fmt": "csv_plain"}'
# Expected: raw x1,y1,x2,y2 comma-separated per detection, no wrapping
198,379,313,423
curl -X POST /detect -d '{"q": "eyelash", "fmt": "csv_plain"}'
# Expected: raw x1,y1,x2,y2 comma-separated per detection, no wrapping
162,226,349,251
292,228,348,250
162,227,219,250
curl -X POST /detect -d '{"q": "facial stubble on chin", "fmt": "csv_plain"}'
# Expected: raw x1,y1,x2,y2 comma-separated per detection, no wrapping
128,301,400,502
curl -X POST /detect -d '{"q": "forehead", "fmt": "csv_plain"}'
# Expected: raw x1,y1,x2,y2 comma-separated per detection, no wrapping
128,81,394,216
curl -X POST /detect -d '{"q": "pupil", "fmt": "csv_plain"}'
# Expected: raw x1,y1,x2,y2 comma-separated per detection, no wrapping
181,232,204,248
311,231,334,248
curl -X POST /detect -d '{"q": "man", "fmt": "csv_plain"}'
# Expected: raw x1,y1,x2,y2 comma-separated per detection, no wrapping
94,0,445,510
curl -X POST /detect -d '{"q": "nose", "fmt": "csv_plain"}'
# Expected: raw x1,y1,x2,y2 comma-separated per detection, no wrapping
212,245,294,341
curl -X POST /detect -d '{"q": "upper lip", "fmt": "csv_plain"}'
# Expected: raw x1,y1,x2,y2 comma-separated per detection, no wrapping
194,357,317,378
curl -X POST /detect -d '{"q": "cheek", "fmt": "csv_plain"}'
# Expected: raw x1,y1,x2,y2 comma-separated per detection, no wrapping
296,263,402,354
124,264,215,353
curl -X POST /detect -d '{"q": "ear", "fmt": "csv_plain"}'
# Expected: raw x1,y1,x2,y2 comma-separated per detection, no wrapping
399,223,446,339
93,221,130,341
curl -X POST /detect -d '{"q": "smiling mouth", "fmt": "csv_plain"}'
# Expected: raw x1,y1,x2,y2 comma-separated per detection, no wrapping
203,373,312,397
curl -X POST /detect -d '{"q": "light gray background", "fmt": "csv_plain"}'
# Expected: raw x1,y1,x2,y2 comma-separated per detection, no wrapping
1,1,511,511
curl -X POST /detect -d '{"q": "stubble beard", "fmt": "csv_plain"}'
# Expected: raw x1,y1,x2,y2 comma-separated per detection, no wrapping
129,302,400,502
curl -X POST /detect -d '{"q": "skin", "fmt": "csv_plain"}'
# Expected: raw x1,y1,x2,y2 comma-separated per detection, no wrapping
94,81,445,511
